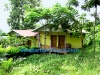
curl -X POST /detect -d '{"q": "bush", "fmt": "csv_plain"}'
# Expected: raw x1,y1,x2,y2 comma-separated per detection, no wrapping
0,58,13,72
0,45,2,48
0,70,7,75
0,45,5,54
17,46,27,49
0,48,6,54
6,46,20,54
0,45,29,55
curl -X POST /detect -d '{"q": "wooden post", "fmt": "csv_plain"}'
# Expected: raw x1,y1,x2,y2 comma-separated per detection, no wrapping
44,25,46,50
38,32,40,48
49,30,51,54
44,32,46,49
65,32,67,54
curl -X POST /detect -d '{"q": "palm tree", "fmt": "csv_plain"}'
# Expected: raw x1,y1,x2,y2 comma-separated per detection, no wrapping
81,0,100,53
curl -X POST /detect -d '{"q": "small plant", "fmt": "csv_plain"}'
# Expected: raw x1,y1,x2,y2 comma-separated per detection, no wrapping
0,58,13,72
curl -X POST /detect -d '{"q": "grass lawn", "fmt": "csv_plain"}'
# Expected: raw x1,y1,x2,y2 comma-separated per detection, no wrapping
1,46,100,75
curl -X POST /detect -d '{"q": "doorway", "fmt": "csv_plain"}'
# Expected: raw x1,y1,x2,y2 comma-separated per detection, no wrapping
27,40,31,47
58,35,65,49
51,35,57,48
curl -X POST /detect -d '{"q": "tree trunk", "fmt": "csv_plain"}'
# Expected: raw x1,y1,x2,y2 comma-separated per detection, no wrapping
44,24,46,50
80,26,84,52
49,29,52,54
93,6,97,53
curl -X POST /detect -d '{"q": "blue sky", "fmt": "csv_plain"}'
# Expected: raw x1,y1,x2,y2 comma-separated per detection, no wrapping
0,0,97,32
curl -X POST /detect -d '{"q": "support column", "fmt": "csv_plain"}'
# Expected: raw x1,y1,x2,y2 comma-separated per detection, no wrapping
38,32,40,48
50,30,52,53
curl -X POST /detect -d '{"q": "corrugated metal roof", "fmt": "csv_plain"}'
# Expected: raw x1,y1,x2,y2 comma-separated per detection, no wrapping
9,30,38,37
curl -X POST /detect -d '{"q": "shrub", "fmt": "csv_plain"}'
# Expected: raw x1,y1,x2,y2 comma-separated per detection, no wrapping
0,45,5,54
0,48,6,54
6,46,20,54
0,45,2,48
0,58,13,72
17,46,27,49
0,70,7,75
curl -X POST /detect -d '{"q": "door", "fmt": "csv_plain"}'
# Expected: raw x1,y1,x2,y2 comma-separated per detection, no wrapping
58,35,65,49
27,40,31,47
51,35,57,48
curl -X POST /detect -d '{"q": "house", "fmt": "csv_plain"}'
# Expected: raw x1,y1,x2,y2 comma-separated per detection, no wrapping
8,30,38,47
33,25,88,49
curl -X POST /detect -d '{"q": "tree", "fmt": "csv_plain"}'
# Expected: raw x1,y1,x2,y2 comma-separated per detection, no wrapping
66,0,85,52
24,8,42,29
66,0,79,7
81,0,100,53
0,30,6,36
78,13,93,52
7,0,41,30
51,3,79,31
66,0,94,52
92,13,100,25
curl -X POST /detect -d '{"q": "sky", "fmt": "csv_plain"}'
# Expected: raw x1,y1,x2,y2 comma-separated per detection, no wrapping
0,0,9,32
0,0,98,32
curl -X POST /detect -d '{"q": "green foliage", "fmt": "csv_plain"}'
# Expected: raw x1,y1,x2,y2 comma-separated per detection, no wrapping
24,8,42,29
2,46,100,75
0,48,6,54
81,0,100,10
0,45,6,54
0,70,7,75
51,3,79,31
0,37,9,48
0,29,7,36
0,45,100,75
66,0,79,7
0,58,13,72
6,46,20,54
0,45,2,48
0,35,32,48
0,45,24,55
84,34,91,45
95,24,100,45
27,3,79,31
84,24,100,46
7,0,41,29
81,0,100,52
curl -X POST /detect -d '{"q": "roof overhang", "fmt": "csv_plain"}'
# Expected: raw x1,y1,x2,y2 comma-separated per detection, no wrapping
8,30,38,37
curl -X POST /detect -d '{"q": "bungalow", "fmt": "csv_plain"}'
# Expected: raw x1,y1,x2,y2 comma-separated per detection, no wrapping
8,30,38,47
33,25,88,49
